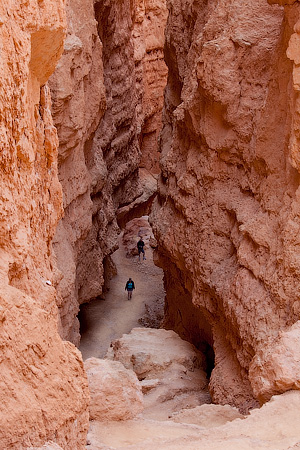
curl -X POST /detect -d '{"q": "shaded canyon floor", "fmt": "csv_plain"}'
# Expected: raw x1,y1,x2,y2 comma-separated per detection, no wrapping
79,220,165,360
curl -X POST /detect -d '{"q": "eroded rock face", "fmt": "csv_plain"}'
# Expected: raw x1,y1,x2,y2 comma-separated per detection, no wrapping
49,0,107,344
151,0,300,410
84,357,144,421
107,328,210,419
249,321,300,402
133,0,168,174
122,216,153,257
50,0,167,345
0,1,89,448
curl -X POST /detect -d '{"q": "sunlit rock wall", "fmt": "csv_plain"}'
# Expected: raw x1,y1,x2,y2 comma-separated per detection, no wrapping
0,0,89,448
151,0,300,411
50,0,167,345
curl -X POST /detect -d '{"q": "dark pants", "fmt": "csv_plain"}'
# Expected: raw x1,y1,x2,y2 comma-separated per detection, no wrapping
138,248,145,259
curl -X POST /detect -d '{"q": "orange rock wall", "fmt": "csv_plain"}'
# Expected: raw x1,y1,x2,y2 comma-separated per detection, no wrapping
133,0,168,173
0,0,89,448
151,0,300,411
50,0,167,344
49,0,107,344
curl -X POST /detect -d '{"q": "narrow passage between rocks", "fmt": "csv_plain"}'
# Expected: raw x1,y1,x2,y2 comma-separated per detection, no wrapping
79,219,165,360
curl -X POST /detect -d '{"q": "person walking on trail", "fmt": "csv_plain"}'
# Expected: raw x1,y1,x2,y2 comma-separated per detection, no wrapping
137,236,146,261
125,277,135,300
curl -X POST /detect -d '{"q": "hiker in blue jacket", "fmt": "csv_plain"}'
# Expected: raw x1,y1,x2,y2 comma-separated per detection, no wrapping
125,277,135,300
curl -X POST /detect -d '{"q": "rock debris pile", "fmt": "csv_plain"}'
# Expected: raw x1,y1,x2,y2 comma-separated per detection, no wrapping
85,328,300,450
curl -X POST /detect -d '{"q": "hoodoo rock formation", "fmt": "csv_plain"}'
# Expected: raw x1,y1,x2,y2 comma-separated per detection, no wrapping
0,0,89,448
151,0,300,411
50,0,167,345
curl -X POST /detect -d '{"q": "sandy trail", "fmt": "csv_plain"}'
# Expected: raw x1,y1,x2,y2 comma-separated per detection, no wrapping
79,233,164,360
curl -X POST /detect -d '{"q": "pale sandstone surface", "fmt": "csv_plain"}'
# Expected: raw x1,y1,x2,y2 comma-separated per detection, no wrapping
0,0,89,448
29,442,64,450
106,328,210,420
84,358,144,421
107,328,206,377
87,391,300,450
249,319,300,402
170,403,244,427
150,0,300,410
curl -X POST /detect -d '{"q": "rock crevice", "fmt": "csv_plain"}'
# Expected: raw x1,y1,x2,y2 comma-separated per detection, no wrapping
50,0,168,345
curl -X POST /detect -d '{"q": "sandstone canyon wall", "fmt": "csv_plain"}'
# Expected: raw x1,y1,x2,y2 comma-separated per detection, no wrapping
0,0,88,448
151,0,300,411
50,0,167,345
133,0,168,174
49,0,108,345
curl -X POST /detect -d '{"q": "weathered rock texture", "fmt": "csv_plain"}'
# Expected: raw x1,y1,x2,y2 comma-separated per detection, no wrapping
88,388,300,449
170,404,244,427
122,216,153,257
84,357,144,421
151,0,300,411
0,0,89,448
107,328,210,420
85,327,300,450
29,444,64,450
133,0,168,174
49,0,108,344
50,0,167,345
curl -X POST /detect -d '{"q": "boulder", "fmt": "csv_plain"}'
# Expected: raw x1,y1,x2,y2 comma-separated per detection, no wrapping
84,358,144,421
107,328,206,378
107,328,209,419
249,321,300,402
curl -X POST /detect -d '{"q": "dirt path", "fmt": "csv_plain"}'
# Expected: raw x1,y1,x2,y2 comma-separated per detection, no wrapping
79,233,165,360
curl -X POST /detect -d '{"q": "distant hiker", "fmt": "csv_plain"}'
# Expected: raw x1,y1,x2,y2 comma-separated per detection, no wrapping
137,237,146,261
125,277,135,300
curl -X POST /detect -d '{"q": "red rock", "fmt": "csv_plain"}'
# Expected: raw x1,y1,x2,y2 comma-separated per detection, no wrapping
150,0,300,411
122,216,153,257
0,0,89,447
50,0,167,344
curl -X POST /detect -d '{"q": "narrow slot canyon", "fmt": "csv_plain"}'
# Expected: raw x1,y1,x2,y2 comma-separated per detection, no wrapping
2,0,300,449
78,216,166,361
